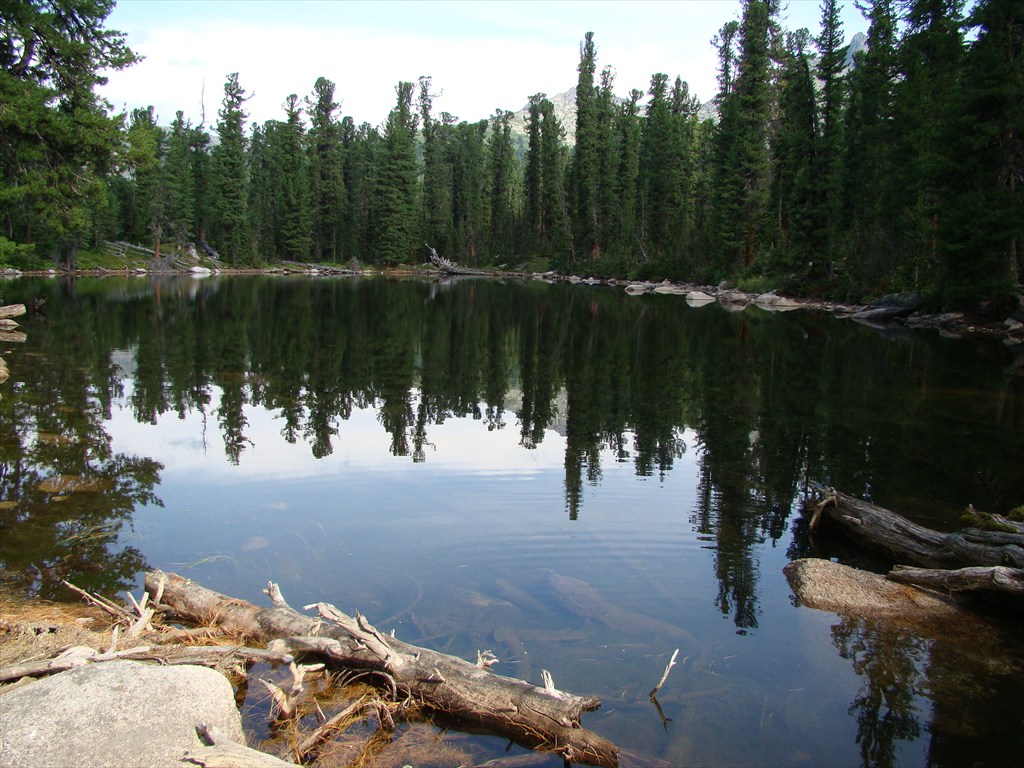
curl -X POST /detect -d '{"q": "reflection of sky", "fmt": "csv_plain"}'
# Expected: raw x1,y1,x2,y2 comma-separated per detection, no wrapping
108,381,568,481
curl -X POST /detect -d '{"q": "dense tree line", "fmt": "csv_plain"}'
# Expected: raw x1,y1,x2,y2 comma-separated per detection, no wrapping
1,0,1021,308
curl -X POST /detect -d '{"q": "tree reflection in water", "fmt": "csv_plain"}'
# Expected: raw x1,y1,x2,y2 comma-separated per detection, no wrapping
1,275,1022,764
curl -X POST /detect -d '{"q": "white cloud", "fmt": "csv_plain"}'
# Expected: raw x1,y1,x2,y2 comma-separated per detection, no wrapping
100,0,866,129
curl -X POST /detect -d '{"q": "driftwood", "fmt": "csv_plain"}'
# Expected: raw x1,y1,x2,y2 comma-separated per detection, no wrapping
0,643,294,684
806,488,1024,569
145,570,618,768
888,565,1024,607
184,723,297,767
0,303,26,320
425,244,491,276
804,488,1024,610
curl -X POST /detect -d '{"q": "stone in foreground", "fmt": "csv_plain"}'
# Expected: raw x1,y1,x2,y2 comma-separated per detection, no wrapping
0,660,245,768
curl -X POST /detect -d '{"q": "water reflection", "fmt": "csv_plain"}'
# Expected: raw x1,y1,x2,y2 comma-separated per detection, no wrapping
831,611,1024,768
1,275,1023,764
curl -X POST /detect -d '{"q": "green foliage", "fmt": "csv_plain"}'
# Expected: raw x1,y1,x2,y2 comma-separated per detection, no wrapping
1,4,1020,309
0,236,42,270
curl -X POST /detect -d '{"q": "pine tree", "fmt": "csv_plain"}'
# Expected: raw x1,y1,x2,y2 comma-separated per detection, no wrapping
771,29,819,272
125,106,167,255
615,90,644,262
842,0,899,287
523,93,545,252
0,0,138,267
375,81,419,264
450,120,488,263
892,0,967,294
571,31,601,263
307,77,346,261
711,0,775,275
211,73,252,264
487,109,517,261
815,0,847,274
937,0,1023,304
279,93,312,261
418,77,454,258
165,111,196,248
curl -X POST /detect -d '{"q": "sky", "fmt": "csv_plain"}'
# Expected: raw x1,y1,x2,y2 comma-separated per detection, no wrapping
99,0,867,129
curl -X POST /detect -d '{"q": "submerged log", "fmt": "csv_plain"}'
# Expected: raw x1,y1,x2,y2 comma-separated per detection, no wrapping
145,570,618,768
805,489,1024,569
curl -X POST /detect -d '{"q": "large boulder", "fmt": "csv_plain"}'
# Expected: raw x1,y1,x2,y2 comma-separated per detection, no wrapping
0,660,246,768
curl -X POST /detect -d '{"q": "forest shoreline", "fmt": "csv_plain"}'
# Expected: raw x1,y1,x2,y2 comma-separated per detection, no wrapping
5,263,1023,345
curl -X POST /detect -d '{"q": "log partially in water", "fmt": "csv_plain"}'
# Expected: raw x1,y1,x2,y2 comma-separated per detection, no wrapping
145,570,618,768
806,489,1024,569
888,565,1024,607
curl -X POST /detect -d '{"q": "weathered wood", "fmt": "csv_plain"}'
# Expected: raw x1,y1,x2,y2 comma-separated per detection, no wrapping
805,489,1024,569
185,723,297,767
425,243,491,276
0,329,26,343
146,570,618,768
0,303,26,320
0,643,293,684
888,565,1024,606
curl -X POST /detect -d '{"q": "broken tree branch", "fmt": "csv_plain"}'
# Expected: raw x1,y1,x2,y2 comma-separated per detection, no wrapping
146,570,618,768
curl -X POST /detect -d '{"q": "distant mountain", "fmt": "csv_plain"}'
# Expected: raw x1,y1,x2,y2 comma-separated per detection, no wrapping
501,32,867,143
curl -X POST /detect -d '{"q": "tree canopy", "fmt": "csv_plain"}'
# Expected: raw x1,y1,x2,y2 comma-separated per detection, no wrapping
2,0,1021,310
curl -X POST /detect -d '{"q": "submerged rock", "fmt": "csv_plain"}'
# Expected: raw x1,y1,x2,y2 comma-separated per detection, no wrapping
0,660,245,768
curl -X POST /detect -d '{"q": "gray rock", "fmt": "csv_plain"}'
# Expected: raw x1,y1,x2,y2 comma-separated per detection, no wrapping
784,558,958,619
685,290,716,306
0,660,245,768
866,291,922,311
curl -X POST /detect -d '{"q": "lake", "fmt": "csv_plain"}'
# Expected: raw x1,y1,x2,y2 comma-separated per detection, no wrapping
2,275,1023,767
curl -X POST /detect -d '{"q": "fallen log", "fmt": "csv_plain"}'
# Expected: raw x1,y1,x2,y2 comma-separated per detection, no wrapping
145,571,618,768
888,565,1024,607
805,488,1024,569
425,243,492,276
0,303,26,320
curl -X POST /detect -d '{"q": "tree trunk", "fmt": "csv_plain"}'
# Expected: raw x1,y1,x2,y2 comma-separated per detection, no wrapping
806,489,1024,569
145,571,618,768
887,565,1024,607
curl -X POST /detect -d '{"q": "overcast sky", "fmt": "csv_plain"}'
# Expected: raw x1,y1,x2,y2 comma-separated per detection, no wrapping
99,0,866,129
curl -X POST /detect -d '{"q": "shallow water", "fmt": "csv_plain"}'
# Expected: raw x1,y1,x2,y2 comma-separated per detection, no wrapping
2,275,1023,766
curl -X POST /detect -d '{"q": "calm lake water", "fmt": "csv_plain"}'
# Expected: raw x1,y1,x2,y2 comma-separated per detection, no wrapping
2,275,1023,767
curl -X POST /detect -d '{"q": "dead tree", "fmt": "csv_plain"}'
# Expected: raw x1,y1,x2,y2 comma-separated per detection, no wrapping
145,570,618,767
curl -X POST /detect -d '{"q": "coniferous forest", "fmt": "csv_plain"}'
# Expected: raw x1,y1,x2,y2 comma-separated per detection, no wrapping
2,0,1022,310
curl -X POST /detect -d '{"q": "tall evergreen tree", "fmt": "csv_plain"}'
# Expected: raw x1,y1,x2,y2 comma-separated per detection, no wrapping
711,0,775,275
841,0,899,288
815,0,847,273
210,72,252,264
771,29,819,272
936,0,1023,304
523,93,545,252
0,0,138,267
571,31,601,263
418,77,454,258
124,106,167,255
892,0,967,293
307,77,346,262
278,93,312,261
375,81,419,264
164,111,196,248
487,109,517,261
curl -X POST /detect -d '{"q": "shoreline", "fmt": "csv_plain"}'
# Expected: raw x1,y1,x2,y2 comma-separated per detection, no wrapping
4,263,1023,345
